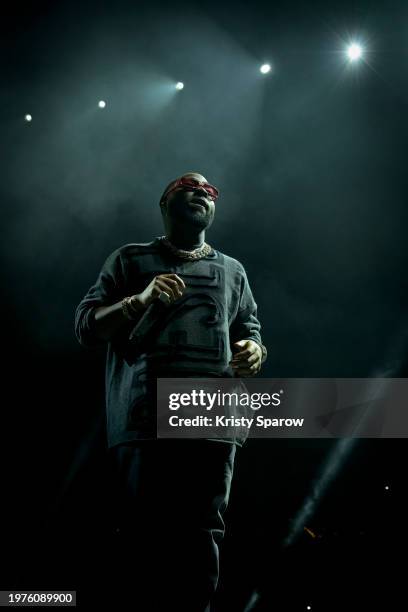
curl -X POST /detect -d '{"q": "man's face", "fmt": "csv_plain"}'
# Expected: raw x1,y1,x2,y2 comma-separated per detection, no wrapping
161,173,216,230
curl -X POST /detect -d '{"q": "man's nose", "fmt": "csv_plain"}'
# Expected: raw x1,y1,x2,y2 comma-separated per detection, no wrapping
194,186,208,197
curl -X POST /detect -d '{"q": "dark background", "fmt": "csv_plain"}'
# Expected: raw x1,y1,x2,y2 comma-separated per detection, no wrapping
1,0,407,609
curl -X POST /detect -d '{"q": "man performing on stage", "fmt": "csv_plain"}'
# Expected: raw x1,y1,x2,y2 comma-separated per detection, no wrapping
75,172,267,611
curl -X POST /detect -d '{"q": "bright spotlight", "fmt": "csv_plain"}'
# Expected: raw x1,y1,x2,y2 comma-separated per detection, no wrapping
25,114,32,122
98,100,106,108
347,43,363,62
175,82,184,90
260,63,271,74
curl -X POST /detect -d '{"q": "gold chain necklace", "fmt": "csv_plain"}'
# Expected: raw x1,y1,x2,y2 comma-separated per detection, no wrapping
158,235,213,260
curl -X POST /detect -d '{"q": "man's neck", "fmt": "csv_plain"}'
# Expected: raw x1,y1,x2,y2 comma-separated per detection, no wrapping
165,228,206,251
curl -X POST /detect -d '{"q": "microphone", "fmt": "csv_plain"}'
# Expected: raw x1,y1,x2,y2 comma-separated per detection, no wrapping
128,292,171,345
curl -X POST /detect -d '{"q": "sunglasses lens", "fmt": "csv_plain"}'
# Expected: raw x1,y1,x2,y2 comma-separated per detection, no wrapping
179,178,219,200
182,179,199,189
205,186,218,199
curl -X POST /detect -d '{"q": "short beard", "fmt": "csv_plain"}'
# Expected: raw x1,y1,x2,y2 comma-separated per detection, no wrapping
177,209,213,231
189,215,212,230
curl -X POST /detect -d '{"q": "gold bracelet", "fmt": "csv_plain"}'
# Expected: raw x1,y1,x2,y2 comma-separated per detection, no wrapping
121,296,137,320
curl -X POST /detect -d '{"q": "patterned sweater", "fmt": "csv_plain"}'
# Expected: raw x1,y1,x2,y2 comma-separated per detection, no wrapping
75,237,265,448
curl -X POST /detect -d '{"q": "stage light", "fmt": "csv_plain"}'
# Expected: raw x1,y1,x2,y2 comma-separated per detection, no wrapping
175,82,184,90
347,43,363,62
260,63,271,74
98,100,106,108
25,114,32,122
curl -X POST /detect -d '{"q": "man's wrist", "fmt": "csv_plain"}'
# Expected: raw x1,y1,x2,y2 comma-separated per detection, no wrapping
129,294,145,312
121,295,145,320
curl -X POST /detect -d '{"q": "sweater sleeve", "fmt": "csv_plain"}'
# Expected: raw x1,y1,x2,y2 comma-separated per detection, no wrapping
74,249,125,348
229,266,267,363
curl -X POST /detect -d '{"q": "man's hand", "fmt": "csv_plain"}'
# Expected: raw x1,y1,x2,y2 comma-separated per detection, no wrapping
229,340,262,376
133,274,186,309
93,273,186,343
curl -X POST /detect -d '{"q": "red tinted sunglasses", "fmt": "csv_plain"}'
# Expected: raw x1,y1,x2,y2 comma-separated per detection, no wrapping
163,177,219,202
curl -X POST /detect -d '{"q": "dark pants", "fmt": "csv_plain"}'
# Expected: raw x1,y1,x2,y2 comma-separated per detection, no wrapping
109,439,236,611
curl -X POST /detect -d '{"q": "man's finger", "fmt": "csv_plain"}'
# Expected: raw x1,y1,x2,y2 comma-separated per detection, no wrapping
231,358,260,371
162,273,186,289
157,279,179,301
231,353,258,362
234,348,255,359
233,341,251,355
232,349,254,361
246,353,259,365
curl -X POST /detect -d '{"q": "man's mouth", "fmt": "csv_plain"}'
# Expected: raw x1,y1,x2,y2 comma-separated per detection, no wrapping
190,198,208,211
